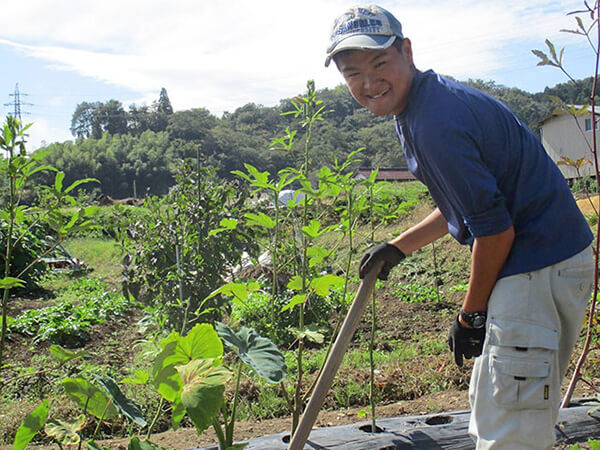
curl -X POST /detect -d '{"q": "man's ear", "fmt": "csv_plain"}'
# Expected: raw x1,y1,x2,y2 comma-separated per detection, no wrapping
401,38,414,66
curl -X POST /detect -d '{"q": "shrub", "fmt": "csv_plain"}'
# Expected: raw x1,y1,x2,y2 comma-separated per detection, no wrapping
120,162,258,331
0,219,49,291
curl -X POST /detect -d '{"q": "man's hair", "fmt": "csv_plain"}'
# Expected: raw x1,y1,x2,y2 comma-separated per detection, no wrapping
332,37,405,67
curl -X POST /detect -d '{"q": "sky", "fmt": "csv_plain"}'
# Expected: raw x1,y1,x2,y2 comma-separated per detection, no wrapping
0,0,596,150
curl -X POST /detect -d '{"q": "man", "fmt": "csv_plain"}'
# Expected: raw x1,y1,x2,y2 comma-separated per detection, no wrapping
325,5,595,449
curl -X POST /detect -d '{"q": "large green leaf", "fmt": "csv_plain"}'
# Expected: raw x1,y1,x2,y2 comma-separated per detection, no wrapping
310,274,345,297
95,375,147,426
127,437,167,450
45,415,85,446
49,345,87,365
152,325,223,402
216,323,286,383
177,323,223,361
13,400,49,450
171,395,186,430
62,377,119,419
122,370,150,385
177,359,229,435
152,339,184,403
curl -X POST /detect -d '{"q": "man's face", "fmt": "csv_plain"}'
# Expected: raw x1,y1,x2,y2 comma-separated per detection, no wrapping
336,39,415,116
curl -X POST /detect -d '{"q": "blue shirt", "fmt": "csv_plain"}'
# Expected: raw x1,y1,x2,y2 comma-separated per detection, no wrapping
395,70,592,278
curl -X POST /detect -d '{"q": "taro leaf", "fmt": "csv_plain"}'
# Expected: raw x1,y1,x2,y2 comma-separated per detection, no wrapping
176,359,230,435
62,377,119,419
13,399,49,450
171,394,186,430
49,345,87,364
177,323,223,362
216,323,286,383
95,375,147,426
122,369,150,385
45,415,85,446
153,325,222,403
152,338,184,403
128,436,167,450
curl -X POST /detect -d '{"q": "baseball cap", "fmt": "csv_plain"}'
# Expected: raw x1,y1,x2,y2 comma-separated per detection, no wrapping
325,5,404,67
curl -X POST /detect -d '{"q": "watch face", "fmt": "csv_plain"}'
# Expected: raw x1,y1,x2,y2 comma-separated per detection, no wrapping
472,315,486,328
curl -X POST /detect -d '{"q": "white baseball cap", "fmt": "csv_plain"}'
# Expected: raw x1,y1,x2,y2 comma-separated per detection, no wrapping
325,5,404,67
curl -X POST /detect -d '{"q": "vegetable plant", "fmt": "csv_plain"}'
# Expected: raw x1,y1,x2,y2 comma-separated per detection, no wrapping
0,116,98,370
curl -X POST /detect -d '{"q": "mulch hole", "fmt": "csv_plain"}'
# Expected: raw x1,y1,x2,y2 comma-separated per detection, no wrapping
425,415,452,425
359,424,385,433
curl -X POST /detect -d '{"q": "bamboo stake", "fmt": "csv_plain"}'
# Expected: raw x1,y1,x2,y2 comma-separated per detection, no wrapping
288,262,382,450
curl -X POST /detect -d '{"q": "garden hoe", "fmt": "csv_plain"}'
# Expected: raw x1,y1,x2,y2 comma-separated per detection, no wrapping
288,261,383,450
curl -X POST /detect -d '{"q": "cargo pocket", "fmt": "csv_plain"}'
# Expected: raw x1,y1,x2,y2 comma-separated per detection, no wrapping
487,319,558,410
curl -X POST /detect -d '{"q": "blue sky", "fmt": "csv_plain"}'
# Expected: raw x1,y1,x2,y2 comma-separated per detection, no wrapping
0,0,595,149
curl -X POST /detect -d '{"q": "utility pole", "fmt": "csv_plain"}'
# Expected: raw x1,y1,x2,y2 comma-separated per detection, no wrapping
4,83,32,122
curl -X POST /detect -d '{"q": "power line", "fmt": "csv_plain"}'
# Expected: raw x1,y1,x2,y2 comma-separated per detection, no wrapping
4,83,33,122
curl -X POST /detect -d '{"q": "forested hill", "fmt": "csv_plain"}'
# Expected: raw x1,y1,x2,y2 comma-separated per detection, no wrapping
36,78,591,199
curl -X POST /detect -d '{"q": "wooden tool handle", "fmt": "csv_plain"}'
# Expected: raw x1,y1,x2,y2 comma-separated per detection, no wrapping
288,262,382,449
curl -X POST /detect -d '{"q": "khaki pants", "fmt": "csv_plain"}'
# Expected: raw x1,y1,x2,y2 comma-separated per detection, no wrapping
469,245,594,449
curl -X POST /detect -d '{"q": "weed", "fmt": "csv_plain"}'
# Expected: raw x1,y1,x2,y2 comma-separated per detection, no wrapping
392,283,440,303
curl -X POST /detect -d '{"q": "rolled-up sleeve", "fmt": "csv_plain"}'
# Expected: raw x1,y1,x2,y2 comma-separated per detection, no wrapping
412,105,513,239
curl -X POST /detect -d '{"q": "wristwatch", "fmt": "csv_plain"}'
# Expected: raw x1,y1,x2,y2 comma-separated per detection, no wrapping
459,308,487,329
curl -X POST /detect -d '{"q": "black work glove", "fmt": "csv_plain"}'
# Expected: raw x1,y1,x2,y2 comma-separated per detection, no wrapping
448,316,485,367
358,243,405,280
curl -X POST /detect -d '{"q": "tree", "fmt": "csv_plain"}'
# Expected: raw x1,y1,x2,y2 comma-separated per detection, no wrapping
155,87,173,115
95,100,128,136
70,100,127,138
167,108,216,141
70,101,101,139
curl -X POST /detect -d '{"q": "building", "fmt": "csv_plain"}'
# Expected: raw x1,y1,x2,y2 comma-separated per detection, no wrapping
538,106,598,180
354,167,416,182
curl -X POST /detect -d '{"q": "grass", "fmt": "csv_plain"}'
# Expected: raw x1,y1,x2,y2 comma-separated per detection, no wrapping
66,237,123,281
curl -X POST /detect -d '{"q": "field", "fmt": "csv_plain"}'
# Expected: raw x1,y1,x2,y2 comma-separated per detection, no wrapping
0,179,599,450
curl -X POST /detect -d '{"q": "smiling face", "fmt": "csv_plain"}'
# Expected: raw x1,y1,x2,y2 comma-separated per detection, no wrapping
335,39,415,116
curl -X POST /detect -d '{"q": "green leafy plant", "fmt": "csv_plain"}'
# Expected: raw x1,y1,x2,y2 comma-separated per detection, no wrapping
213,322,286,449
392,283,441,304
12,400,50,450
0,116,98,369
119,162,257,332
10,285,136,346
148,321,283,449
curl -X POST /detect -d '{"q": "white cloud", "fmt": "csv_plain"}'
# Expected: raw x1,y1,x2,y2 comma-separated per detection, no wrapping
0,0,593,118
25,116,72,150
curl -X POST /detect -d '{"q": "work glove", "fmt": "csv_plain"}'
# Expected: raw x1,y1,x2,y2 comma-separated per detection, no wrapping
358,242,405,280
448,316,485,367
